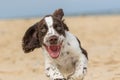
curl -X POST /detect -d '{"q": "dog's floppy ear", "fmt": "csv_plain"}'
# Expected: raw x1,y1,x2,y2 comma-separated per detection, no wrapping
62,20,69,31
53,9,69,31
22,23,41,53
53,8,64,20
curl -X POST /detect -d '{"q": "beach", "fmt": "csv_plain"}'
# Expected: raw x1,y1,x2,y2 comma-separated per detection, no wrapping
0,15,120,80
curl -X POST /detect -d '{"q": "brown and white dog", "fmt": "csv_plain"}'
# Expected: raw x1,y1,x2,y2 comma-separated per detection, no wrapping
22,9,88,80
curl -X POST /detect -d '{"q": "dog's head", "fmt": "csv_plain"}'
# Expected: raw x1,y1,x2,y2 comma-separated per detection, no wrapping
22,9,69,58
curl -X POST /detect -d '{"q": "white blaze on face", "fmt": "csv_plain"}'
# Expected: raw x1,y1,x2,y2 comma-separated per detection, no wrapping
44,16,65,47
45,16,55,35
44,16,61,59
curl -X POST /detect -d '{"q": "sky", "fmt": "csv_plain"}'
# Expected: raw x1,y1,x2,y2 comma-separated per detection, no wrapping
0,0,120,19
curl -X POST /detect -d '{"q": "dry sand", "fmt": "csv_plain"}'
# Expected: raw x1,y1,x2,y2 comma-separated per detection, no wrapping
0,15,120,80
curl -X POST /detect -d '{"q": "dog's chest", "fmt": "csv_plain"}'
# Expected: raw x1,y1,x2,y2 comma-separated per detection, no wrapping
52,32,79,74
54,45,79,74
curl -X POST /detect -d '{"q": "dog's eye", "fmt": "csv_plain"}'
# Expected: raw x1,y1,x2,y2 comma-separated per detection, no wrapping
41,28,47,33
56,26,62,31
54,25,62,31
41,24,47,33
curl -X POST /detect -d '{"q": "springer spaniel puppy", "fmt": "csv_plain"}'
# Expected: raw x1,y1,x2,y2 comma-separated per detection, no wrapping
22,9,88,80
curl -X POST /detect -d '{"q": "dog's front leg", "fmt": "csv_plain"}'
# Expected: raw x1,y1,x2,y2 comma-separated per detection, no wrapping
45,61,66,80
67,54,88,80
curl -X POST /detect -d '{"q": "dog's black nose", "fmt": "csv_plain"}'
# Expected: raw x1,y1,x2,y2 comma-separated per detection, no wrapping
49,36,58,44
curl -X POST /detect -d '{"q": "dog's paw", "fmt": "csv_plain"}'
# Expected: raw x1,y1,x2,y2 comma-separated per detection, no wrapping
67,75,84,80
67,76,74,80
54,78,66,80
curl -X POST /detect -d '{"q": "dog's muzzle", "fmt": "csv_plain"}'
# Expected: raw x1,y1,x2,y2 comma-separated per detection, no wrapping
44,35,62,59
49,35,58,45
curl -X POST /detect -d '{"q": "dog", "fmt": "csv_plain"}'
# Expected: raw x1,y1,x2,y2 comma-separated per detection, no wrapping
22,9,88,80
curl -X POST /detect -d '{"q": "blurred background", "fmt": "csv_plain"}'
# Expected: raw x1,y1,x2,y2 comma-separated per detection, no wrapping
0,0,120,19
0,0,120,80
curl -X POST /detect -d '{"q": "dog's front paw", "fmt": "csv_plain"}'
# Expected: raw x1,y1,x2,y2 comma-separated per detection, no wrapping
67,76,74,80
54,78,66,80
67,75,84,80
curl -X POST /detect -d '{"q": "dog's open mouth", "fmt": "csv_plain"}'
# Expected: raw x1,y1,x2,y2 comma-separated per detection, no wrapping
44,44,61,59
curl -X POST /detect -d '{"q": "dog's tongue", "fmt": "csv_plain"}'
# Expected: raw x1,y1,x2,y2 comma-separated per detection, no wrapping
50,46,58,51
47,45,61,59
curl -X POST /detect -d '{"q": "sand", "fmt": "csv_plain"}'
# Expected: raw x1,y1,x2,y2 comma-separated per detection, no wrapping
0,15,120,80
